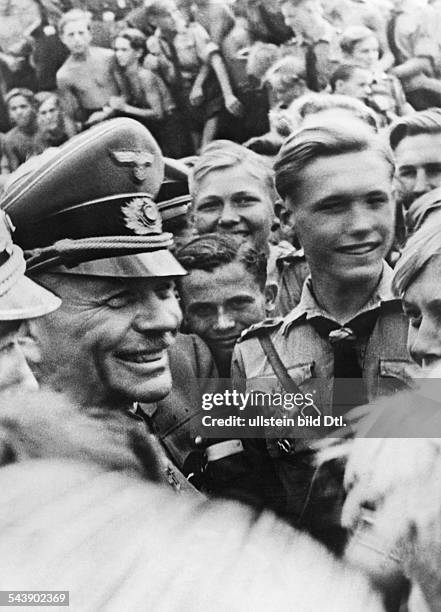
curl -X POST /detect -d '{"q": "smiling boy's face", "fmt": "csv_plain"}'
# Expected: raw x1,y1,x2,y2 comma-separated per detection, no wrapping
179,261,269,373
191,163,275,254
286,149,394,286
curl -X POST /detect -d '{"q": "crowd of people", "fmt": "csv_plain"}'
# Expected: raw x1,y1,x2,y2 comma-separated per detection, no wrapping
2,0,441,611
2,0,441,173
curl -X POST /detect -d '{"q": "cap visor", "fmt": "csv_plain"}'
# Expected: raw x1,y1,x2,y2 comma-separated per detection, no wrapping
52,250,187,278
0,275,61,320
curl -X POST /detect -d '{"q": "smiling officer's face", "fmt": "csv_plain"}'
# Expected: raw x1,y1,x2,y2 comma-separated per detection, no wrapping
29,275,182,406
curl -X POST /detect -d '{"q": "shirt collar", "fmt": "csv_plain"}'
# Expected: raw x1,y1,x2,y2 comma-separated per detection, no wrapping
281,262,397,335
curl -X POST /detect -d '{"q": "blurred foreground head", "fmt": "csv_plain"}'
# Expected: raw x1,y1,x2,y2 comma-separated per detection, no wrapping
319,373,441,612
0,458,385,612
0,389,384,612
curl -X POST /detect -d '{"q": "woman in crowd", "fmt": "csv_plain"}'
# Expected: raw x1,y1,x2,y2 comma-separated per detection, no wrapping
1,88,39,173
34,92,77,153
340,26,413,123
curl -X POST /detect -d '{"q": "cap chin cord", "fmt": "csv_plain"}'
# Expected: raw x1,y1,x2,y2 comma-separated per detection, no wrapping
24,233,175,273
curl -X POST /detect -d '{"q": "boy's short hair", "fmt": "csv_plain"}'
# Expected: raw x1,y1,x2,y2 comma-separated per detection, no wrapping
329,63,366,93
176,233,267,291
393,219,441,298
274,117,394,202
389,108,441,151
189,140,278,205
58,9,91,35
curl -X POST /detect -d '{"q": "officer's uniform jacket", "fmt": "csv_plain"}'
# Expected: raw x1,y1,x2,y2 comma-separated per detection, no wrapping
142,332,219,471
143,334,264,503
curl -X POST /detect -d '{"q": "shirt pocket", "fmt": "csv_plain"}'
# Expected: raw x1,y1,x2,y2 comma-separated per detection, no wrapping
286,362,315,387
246,362,319,432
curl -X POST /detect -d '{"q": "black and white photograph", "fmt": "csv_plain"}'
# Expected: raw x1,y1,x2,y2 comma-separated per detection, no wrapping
0,0,441,610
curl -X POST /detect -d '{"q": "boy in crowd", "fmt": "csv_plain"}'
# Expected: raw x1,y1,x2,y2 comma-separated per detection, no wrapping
189,139,308,314
177,233,277,377
279,0,342,91
56,9,118,127
175,233,280,503
144,0,242,151
232,117,418,552
330,63,373,103
390,109,441,230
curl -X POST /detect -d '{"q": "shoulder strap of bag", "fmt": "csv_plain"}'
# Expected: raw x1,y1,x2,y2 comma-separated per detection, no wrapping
257,333,302,395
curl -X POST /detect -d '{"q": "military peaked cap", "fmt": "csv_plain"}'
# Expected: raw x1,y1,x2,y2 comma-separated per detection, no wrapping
0,118,186,278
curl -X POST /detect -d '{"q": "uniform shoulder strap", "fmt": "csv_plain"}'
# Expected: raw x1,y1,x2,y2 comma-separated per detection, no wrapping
238,317,283,342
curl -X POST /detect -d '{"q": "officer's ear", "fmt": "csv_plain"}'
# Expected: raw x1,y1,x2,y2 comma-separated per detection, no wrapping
187,207,198,231
264,281,278,314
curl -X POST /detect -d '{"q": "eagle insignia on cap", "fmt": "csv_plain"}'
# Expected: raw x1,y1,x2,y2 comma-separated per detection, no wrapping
122,197,162,235
110,150,154,183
